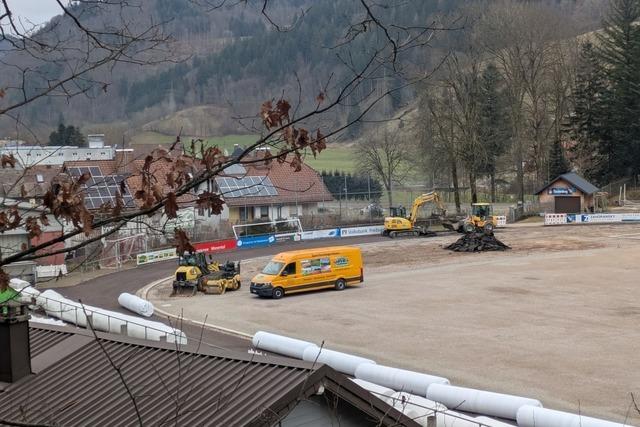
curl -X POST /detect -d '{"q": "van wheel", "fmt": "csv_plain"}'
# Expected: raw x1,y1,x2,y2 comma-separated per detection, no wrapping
335,279,347,291
272,287,284,299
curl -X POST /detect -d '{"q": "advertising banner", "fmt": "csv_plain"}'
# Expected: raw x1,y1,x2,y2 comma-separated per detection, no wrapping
300,228,340,240
546,212,640,225
339,225,384,237
544,214,567,225
621,213,640,222
274,232,301,243
136,248,177,265
236,234,276,249
193,239,237,253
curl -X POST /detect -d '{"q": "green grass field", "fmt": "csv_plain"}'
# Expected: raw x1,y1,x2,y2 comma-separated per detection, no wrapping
130,131,356,172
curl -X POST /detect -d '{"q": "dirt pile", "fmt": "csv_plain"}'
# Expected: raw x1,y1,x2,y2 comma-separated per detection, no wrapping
444,232,510,252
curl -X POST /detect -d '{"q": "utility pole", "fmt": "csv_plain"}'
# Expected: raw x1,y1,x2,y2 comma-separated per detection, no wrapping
367,174,372,223
343,174,348,217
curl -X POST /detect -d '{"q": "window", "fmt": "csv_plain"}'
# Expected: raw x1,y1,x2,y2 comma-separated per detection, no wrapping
262,261,284,275
239,207,249,221
36,174,44,183
276,205,283,219
282,262,296,276
259,206,269,218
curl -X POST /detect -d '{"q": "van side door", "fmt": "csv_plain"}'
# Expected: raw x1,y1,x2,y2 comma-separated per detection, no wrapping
280,261,298,290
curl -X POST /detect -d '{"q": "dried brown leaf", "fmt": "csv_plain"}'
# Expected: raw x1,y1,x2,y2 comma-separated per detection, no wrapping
1,154,16,168
0,268,9,292
164,192,178,219
25,216,42,238
39,212,50,227
195,191,225,216
174,228,195,255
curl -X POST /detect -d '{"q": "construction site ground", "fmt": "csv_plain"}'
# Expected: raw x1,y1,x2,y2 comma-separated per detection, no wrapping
146,223,640,424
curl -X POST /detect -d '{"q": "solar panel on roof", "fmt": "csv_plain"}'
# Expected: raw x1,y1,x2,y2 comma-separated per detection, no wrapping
214,176,278,198
66,166,135,210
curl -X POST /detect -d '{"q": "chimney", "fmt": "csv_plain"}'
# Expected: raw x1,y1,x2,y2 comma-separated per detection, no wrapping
0,301,32,382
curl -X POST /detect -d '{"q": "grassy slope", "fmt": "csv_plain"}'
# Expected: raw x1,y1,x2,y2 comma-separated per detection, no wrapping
130,131,356,172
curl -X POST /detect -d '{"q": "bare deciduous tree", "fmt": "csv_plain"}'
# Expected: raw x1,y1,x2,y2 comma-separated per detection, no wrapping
355,129,413,208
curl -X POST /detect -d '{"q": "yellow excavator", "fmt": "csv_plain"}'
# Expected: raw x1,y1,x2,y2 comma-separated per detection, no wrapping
172,252,241,296
383,192,448,238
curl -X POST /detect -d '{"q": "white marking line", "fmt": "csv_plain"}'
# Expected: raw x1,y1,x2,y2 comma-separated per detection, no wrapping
608,232,640,240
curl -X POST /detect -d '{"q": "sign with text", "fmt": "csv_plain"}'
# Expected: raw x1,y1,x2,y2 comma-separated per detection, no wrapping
193,239,237,253
236,234,276,249
339,225,384,237
300,229,340,240
548,187,575,195
136,248,177,265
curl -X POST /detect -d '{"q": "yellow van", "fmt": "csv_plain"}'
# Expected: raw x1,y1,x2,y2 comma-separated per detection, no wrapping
250,246,363,299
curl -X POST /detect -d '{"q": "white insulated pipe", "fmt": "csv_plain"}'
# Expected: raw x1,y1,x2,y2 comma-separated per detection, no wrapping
473,416,517,427
516,405,635,427
388,391,448,427
252,331,318,359
437,410,495,427
354,363,449,396
302,346,375,376
118,293,154,317
350,378,396,403
37,290,187,344
426,383,542,420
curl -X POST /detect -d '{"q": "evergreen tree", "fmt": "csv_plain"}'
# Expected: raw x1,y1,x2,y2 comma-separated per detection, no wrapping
478,63,510,202
48,123,87,147
548,139,570,178
567,42,607,182
596,0,640,181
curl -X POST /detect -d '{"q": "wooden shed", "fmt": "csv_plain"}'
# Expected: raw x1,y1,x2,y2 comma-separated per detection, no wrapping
535,172,599,213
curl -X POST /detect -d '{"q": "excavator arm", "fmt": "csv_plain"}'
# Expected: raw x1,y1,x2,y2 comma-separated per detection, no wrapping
407,192,447,225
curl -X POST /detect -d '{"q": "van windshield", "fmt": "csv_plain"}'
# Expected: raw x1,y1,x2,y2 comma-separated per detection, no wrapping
262,261,284,275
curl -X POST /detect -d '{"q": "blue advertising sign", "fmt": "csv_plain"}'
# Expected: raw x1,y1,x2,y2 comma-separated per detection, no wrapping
548,187,575,195
236,234,276,249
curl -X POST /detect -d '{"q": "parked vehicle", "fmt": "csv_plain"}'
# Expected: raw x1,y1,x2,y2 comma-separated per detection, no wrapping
383,192,448,237
172,253,241,296
360,203,385,217
250,246,363,299
442,202,498,233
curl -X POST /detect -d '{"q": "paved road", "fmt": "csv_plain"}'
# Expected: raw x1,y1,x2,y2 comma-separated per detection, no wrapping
45,235,388,352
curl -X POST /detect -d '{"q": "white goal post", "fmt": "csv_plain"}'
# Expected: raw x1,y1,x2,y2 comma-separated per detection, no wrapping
232,218,303,239
100,233,148,269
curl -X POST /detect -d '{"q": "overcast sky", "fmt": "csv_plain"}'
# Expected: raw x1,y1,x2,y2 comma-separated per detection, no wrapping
3,0,61,32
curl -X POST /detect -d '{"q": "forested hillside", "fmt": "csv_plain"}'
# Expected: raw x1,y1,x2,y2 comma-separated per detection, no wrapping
0,0,601,141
